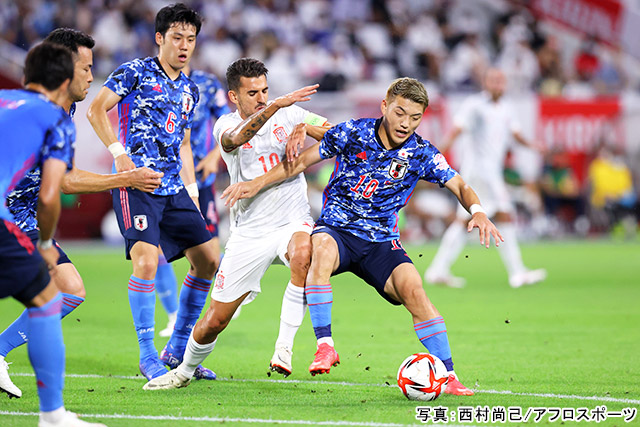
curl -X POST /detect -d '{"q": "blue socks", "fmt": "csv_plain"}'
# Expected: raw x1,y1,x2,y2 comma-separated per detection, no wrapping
306,284,333,339
165,274,211,356
0,293,84,358
414,317,454,371
128,276,157,360
27,293,64,412
155,254,178,315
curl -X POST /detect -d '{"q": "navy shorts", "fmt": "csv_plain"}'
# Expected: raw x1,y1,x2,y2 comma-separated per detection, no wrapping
112,187,212,263
199,183,218,238
312,225,413,305
0,220,50,303
25,229,72,265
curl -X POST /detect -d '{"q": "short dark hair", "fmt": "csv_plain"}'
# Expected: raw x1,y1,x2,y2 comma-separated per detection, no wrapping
226,58,269,91
24,42,74,91
44,28,95,54
155,3,202,37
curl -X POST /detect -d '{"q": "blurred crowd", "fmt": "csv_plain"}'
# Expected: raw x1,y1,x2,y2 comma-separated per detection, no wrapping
1,0,637,96
1,0,638,240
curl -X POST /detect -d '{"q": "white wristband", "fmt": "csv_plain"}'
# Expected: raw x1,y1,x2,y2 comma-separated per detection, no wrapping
470,204,486,215
38,239,53,250
107,142,126,159
186,183,199,198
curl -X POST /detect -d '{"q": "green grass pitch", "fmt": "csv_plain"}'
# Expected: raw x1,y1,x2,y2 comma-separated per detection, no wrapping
1,240,639,426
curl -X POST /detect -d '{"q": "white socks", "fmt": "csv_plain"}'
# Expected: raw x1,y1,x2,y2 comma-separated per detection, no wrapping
275,282,307,349
177,333,216,379
427,221,467,276
496,222,526,276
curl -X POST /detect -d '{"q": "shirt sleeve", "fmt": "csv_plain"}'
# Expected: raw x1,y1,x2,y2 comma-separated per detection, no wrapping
42,112,75,171
103,59,142,98
421,144,458,187
318,119,352,159
213,113,240,154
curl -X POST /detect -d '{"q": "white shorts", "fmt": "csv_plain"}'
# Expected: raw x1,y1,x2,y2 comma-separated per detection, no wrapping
211,217,313,305
457,174,513,219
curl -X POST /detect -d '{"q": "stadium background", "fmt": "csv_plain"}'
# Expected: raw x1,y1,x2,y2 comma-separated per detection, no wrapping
1,2,639,426
1,0,639,243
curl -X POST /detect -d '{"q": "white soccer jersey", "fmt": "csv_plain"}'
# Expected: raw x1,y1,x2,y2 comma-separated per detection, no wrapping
215,105,312,237
454,92,521,181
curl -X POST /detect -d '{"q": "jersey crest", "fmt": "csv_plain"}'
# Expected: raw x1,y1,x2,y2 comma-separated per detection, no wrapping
273,126,288,143
182,91,195,115
389,158,408,179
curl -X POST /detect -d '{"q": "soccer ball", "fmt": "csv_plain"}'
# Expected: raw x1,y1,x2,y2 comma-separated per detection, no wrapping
397,353,448,401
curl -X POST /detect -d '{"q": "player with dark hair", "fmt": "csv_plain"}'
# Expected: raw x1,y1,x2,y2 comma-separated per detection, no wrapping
0,42,105,426
0,28,162,399
87,3,219,381
155,63,230,338
142,58,328,390
220,77,503,396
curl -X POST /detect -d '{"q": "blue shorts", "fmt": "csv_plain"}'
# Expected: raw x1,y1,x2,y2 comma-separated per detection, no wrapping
0,220,50,303
112,187,212,262
312,224,412,305
25,229,72,265
199,183,218,238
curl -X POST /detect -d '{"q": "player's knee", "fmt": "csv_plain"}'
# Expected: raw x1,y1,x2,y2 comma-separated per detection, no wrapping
289,244,312,276
132,256,158,280
202,308,230,336
53,272,85,298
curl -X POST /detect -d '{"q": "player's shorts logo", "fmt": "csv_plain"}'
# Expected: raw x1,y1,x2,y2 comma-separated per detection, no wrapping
389,159,408,179
215,272,225,290
133,215,148,231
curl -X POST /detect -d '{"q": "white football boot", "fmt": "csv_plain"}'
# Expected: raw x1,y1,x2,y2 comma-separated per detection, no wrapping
143,369,190,390
269,344,293,377
0,359,21,398
38,410,107,427
509,268,547,288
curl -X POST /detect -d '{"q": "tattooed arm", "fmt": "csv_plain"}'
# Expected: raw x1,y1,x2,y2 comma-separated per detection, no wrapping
220,84,318,152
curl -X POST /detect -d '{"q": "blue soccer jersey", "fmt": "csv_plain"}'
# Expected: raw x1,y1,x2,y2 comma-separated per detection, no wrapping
6,102,76,232
0,89,75,225
105,57,199,196
317,118,457,242
188,70,230,188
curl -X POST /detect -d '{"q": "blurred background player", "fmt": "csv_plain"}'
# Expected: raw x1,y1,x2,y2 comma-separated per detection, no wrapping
143,58,328,390
87,3,219,381
155,63,230,338
0,42,105,427
219,77,502,395
0,27,162,399
425,68,547,289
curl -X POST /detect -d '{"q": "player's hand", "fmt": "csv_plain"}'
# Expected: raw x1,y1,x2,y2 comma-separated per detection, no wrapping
274,84,319,108
286,123,307,163
114,154,136,172
38,245,59,271
221,181,259,207
127,167,163,192
467,213,504,248
195,151,220,181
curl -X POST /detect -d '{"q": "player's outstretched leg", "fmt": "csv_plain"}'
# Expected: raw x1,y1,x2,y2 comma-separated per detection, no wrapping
160,273,215,380
270,281,307,377
414,318,473,396
306,283,339,375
